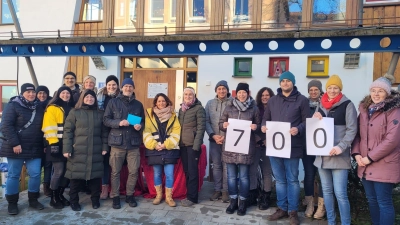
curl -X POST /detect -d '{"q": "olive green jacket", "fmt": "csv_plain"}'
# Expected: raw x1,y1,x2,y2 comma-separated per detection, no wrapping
178,99,206,151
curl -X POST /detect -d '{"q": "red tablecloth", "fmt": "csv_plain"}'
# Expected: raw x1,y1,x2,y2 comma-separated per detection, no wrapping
111,145,207,199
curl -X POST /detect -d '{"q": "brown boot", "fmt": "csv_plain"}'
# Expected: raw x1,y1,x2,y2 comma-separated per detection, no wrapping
313,197,326,219
100,185,109,200
153,185,163,205
289,211,300,225
267,208,288,221
304,196,314,217
165,187,176,207
42,182,51,197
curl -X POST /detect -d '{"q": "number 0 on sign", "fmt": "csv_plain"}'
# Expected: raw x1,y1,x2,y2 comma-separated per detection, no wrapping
266,121,291,158
306,118,334,156
225,118,252,154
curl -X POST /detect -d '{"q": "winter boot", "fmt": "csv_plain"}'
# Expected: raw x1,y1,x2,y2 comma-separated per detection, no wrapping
225,198,238,214
59,187,70,206
28,192,44,210
237,198,247,216
313,197,326,219
258,191,271,210
209,191,222,201
91,197,100,209
126,195,137,207
246,189,258,206
100,184,109,200
221,191,230,203
304,196,314,217
50,189,64,209
6,193,19,215
289,211,300,225
153,185,163,205
42,182,51,197
112,196,121,209
165,187,176,207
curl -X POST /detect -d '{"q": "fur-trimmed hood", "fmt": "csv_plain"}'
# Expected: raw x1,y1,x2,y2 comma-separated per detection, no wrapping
360,90,400,113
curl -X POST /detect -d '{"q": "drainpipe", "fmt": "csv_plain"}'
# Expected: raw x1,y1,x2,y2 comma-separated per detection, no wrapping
358,0,364,27
7,0,38,87
386,52,400,77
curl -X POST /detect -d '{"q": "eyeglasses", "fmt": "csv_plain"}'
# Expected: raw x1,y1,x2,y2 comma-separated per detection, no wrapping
64,77,75,80
370,90,386,95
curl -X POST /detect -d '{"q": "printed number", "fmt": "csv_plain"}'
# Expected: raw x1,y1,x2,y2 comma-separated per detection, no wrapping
313,128,327,148
272,132,285,150
233,129,245,146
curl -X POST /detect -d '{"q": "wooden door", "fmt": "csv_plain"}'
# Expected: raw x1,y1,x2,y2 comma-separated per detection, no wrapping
133,70,179,111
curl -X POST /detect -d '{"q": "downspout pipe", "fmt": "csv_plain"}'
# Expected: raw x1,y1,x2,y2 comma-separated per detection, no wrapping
358,0,364,27
387,52,400,76
7,0,38,87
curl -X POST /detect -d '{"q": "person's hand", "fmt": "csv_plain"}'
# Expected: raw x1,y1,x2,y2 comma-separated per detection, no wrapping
119,120,130,126
156,142,163,151
134,124,141,131
261,126,268,133
102,151,107,155
313,112,323,120
223,122,229,129
290,127,298,136
63,153,70,158
361,157,372,165
251,124,257,131
329,146,343,156
216,136,225,145
50,146,60,157
355,155,365,167
213,135,222,143
13,145,22,154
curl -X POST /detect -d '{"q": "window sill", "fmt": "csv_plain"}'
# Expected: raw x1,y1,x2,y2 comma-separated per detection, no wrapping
232,75,252,78
268,76,280,78
306,75,330,78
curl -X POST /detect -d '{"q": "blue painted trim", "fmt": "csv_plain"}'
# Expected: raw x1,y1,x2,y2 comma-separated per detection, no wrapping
0,35,399,56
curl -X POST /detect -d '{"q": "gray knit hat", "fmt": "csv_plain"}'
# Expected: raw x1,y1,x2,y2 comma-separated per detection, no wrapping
215,80,229,93
308,80,323,92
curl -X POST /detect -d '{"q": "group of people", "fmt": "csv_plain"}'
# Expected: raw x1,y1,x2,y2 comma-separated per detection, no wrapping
0,70,398,225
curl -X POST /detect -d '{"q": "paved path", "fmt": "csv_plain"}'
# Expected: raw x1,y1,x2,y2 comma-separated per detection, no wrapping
0,181,328,225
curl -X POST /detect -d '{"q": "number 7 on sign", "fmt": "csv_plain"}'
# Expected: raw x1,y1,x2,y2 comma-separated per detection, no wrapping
233,129,244,146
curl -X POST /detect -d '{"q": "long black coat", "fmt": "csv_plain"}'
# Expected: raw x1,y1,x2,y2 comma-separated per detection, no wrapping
63,107,108,180
0,97,44,159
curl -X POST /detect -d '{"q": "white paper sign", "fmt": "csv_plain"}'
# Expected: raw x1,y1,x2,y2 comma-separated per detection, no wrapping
147,83,168,98
306,118,334,156
266,121,291,158
225,118,252,154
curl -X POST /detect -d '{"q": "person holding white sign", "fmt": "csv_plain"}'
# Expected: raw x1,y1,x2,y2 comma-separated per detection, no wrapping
352,75,400,225
313,75,357,225
261,71,309,225
219,82,260,216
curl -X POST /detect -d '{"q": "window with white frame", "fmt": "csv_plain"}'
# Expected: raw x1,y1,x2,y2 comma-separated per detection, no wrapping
81,0,103,21
344,53,360,69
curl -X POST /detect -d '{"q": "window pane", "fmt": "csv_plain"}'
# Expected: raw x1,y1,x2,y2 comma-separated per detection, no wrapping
261,0,302,29
2,85,17,111
124,58,134,68
185,0,211,32
144,0,176,35
238,61,250,72
187,57,198,68
311,60,325,72
2,0,19,24
114,0,138,33
313,0,346,23
123,72,132,80
82,0,103,21
224,0,253,29
136,58,183,68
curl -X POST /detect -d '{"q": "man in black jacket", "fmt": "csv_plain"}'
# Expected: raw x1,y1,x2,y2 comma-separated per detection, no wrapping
261,71,309,225
103,78,144,209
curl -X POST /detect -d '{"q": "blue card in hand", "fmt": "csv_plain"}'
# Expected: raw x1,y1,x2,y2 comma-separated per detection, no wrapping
127,114,142,125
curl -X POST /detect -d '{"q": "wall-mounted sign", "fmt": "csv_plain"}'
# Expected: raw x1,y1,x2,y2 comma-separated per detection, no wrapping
147,83,168,98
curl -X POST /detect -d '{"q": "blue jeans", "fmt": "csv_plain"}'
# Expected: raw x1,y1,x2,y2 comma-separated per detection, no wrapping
6,158,41,195
362,178,395,225
153,164,175,188
226,163,249,200
269,157,300,212
319,168,350,225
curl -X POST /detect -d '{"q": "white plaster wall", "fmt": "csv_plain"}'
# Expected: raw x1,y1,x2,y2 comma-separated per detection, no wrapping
0,0,81,94
88,56,121,87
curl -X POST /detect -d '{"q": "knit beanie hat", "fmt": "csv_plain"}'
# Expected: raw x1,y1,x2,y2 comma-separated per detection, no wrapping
325,75,343,91
121,78,134,88
370,75,394,95
215,80,229,93
308,80,323,92
36,85,50,96
56,86,73,98
63,71,76,79
83,75,96,84
84,89,96,98
236,83,250,94
21,83,35,94
106,75,119,86
183,87,196,96
279,71,296,85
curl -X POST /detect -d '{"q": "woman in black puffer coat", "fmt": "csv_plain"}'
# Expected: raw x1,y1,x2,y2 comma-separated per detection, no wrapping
0,83,45,215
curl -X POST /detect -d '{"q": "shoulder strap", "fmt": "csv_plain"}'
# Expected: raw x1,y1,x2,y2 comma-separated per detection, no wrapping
17,109,36,134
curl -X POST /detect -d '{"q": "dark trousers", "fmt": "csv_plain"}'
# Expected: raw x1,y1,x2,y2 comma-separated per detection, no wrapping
69,178,101,204
302,154,323,197
181,146,201,203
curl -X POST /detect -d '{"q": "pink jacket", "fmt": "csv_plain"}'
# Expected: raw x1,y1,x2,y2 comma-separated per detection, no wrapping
352,92,400,183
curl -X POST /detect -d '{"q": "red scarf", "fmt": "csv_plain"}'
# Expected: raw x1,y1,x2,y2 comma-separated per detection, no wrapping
321,92,343,110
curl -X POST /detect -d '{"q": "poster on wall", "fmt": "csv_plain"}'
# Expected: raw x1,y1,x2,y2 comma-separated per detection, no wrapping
147,83,168,98
364,0,400,4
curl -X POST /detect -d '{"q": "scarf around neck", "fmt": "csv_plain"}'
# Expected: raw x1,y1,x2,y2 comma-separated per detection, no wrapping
153,106,173,123
18,95,38,110
321,93,343,110
368,101,385,118
232,96,253,112
181,98,195,112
